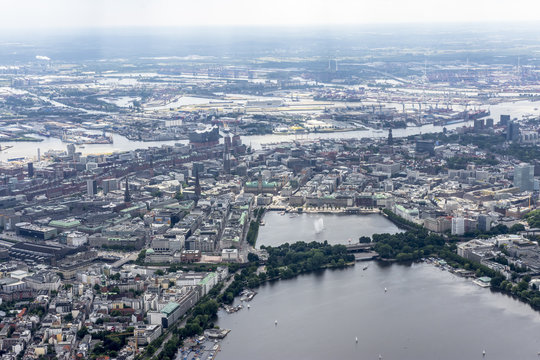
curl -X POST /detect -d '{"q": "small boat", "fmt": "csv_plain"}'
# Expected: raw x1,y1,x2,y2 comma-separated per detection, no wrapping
275,320,278,326
384,288,387,292
363,265,369,271
355,337,358,343
260,220,265,226
247,304,251,309
483,350,486,357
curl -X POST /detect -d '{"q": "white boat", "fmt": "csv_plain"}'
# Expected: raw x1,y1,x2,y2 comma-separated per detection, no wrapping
355,337,358,343
275,320,278,326
384,287,387,292
363,265,369,271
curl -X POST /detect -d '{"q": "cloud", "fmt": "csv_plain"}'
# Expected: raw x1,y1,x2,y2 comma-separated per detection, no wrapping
35,55,51,61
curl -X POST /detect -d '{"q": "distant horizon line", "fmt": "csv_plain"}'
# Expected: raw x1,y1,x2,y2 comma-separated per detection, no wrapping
2,20,540,32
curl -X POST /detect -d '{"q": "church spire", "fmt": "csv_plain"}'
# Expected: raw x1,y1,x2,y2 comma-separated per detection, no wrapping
124,177,131,203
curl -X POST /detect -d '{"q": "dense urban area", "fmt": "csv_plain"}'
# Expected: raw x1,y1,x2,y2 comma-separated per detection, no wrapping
0,27,539,359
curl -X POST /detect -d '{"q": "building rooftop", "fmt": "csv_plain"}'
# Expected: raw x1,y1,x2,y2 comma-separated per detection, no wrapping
161,302,180,315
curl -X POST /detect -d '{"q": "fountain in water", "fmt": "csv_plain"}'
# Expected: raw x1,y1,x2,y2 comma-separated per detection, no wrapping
314,217,325,234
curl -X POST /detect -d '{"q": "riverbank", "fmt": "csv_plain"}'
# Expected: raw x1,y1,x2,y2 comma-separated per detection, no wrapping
0,137,43,142
371,225,540,311
219,241,354,304
381,208,423,231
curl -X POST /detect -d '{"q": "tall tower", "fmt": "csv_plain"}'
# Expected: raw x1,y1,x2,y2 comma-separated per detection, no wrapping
124,177,131,203
257,170,263,194
87,179,97,197
27,162,34,178
194,171,201,200
223,132,231,175
387,129,393,146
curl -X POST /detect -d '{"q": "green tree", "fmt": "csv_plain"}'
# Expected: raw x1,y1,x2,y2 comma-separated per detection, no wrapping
509,223,526,233
77,326,89,339
359,236,371,243
247,253,260,263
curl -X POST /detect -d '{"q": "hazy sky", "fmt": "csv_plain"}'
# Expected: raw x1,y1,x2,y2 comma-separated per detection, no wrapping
2,0,540,29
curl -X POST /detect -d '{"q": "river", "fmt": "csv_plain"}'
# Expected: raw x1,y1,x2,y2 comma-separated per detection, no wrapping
216,262,540,360
257,212,402,248
1,99,539,162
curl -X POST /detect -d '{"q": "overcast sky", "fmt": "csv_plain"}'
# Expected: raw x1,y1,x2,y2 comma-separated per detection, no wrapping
2,0,540,29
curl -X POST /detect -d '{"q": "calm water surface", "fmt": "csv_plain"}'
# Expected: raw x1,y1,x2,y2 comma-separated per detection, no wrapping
256,212,402,248
216,262,540,360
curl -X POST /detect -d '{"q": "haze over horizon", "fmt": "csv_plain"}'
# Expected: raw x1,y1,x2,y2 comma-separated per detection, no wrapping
2,0,540,30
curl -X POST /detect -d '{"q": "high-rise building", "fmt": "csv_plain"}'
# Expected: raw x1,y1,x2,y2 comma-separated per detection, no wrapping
500,114,510,126
477,214,491,232
102,178,119,194
415,140,435,155
485,118,494,128
27,162,34,178
473,119,484,132
87,179,97,196
507,120,520,142
451,217,465,235
67,144,76,157
514,163,534,191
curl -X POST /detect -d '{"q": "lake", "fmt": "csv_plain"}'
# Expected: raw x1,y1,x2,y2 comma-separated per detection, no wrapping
256,212,402,248
216,262,540,360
